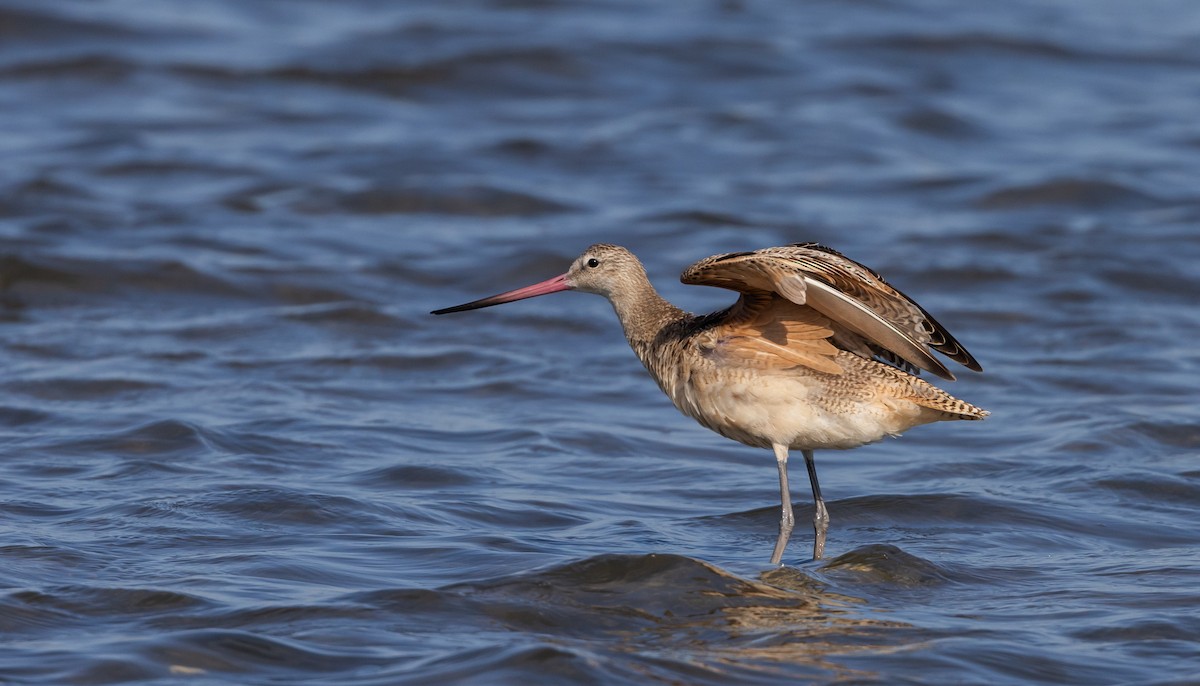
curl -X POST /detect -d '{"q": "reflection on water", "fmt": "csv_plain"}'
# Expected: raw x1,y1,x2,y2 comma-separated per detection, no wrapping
353,553,905,685
2,0,1200,683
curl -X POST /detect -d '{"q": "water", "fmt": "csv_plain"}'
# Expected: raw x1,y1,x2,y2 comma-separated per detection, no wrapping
2,0,1199,683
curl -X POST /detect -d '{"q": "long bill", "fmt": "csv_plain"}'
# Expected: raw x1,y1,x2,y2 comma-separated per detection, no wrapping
431,273,571,315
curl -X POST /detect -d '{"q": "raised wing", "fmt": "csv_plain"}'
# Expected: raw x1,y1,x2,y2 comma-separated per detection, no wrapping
681,243,982,380
695,291,846,375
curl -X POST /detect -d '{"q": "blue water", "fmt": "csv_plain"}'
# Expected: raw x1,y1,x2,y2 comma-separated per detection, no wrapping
2,1,1199,683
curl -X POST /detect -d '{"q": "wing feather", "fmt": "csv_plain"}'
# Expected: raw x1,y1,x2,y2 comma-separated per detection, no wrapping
716,335,845,375
681,244,982,380
701,295,846,374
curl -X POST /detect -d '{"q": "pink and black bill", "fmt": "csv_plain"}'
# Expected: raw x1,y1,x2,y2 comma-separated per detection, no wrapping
430,273,571,315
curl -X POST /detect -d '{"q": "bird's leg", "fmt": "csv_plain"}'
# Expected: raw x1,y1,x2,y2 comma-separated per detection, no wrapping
804,449,829,560
769,443,795,566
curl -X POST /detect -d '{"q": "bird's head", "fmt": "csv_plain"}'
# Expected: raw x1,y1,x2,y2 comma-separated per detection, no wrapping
430,243,642,315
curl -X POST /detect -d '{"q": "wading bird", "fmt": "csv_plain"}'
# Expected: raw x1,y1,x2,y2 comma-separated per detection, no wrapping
432,243,986,564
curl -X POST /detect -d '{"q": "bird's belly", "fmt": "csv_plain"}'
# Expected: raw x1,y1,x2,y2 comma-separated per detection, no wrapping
669,369,926,451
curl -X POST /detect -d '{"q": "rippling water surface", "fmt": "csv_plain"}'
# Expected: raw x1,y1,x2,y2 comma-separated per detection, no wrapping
2,1,1199,683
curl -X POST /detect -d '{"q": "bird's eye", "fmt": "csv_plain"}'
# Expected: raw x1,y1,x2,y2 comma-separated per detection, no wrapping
586,258,600,268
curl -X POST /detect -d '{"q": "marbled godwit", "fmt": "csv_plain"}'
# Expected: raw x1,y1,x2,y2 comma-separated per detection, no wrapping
432,243,986,564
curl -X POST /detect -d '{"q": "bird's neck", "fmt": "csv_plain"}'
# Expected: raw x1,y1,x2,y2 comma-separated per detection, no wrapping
606,274,688,358
603,273,695,409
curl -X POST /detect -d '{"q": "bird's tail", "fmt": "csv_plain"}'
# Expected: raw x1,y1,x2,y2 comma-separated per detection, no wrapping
909,381,989,420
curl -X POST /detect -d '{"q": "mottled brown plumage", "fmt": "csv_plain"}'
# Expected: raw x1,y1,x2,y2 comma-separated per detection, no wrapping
432,243,986,564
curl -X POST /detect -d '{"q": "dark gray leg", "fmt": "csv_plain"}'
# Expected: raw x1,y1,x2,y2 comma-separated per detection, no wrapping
770,443,795,566
804,449,829,560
